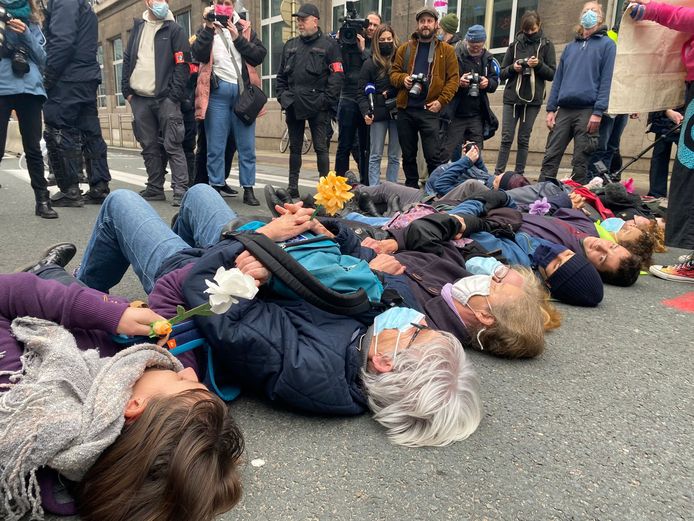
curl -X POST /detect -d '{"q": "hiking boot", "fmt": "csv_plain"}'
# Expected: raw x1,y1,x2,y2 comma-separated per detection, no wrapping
17,242,77,273
50,186,84,207
243,187,260,206
649,254,694,283
139,188,166,201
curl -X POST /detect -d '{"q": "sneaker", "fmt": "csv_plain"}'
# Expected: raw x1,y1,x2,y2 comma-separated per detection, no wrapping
677,252,693,264
139,188,166,201
649,254,694,283
219,184,238,197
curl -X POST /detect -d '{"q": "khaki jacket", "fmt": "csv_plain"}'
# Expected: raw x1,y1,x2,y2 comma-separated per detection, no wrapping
390,35,459,109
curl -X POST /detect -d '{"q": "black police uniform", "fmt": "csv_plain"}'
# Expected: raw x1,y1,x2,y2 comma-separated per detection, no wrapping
276,29,344,195
43,0,111,205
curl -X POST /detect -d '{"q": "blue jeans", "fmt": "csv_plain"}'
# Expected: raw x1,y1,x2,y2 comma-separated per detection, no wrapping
368,119,401,185
344,212,390,226
77,185,237,293
205,80,256,187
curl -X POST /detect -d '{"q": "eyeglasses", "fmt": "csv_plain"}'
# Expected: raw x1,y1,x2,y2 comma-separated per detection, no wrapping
392,323,429,362
491,264,510,283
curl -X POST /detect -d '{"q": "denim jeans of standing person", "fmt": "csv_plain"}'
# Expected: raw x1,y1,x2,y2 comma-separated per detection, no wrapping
589,114,629,177
368,119,400,185
77,185,237,294
648,132,678,198
205,80,256,188
335,98,370,183
495,103,541,175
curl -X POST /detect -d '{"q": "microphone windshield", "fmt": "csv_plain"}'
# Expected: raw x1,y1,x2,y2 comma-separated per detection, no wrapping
364,83,376,95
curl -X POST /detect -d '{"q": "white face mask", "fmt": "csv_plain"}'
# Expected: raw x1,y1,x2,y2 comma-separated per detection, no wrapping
450,275,492,306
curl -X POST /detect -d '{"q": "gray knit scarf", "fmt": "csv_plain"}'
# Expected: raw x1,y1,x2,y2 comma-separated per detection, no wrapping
0,317,183,521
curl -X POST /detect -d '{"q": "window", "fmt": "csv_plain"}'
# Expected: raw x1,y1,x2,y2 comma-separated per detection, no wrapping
112,37,125,107
175,10,192,40
96,44,107,108
261,1,287,99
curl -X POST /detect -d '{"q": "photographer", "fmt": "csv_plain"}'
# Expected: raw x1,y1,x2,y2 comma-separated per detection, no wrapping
442,25,499,162
390,7,458,189
276,3,343,198
358,24,400,185
0,0,56,218
42,0,111,207
496,11,556,176
334,8,380,183
191,0,267,206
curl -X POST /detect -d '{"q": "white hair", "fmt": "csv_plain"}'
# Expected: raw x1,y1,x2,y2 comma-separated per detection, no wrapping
361,331,482,447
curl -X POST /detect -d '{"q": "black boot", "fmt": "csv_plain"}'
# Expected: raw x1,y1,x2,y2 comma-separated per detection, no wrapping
358,192,380,217
50,186,84,207
35,192,58,219
83,181,110,205
385,194,403,217
275,188,294,205
288,173,300,199
16,242,77,273
264,185,283,216
243,187,260,206
343,170,360,187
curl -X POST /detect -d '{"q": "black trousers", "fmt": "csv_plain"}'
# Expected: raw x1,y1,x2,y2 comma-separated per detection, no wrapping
335,98,370,183
0,93,47,196
396,108,443,188
286,106,330,184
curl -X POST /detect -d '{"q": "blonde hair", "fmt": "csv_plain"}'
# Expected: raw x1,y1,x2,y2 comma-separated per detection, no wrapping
515,266,562,331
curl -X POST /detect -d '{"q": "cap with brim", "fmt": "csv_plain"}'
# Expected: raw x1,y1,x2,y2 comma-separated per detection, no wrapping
293,3,320,19
546,255,604,307
416,7,439,21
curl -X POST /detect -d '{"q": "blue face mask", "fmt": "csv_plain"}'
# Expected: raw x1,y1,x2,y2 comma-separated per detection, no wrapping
150,1,169,19
600,217,625,233
580,9,598,29
372,307,426,355
531,242,567,268
437,33,444,41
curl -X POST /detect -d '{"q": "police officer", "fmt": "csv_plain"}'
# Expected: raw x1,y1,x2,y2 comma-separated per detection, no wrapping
276,3,344,199
43,0,111,207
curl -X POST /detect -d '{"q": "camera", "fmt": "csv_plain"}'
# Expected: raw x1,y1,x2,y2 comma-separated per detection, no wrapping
338,1,368,46
516,58,531,77
205,4,233,26
11,46,29,76
465,72,480,97
463,141,476,153
409,73,428,98
0,6,15,49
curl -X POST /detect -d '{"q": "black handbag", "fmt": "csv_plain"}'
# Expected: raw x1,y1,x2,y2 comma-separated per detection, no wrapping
218,28,267,125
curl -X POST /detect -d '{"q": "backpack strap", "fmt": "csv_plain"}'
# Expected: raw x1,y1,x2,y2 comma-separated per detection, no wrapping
230,231,373,316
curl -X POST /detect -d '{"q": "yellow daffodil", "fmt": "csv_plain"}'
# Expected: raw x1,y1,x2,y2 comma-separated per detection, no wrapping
313,171,354,216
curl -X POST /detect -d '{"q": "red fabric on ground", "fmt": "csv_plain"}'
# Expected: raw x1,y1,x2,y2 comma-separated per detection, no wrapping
662,292,694,313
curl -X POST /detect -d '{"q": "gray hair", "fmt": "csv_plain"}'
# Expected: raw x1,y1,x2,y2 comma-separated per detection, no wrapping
361,331,482,447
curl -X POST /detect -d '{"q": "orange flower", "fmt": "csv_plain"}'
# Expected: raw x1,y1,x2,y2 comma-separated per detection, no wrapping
151,320,172,337
313,171,354,216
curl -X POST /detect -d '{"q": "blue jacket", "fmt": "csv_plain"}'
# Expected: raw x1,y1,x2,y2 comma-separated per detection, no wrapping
546,26,616,116
44,0,101,84
425,155,492,197
0,23,46,98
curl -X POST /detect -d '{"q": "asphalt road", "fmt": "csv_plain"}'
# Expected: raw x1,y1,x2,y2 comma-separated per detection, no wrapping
1,151,692,521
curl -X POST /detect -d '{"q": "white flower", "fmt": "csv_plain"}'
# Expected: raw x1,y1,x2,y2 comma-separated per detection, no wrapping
204,267,259,314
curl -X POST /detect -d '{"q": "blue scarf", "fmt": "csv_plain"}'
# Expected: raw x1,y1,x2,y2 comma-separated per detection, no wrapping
1,0,32,21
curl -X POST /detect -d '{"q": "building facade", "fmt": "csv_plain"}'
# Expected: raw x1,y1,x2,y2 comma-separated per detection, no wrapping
93,0,652,169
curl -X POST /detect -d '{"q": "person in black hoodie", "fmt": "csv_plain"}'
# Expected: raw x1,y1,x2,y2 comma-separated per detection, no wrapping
442,25,499,161
495,11,556,176
358,24,400,186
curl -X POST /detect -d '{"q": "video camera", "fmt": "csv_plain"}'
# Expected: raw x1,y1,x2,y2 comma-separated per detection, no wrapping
339,1,368,47
516,58,531,77
409,73,428,98
465,72,480,97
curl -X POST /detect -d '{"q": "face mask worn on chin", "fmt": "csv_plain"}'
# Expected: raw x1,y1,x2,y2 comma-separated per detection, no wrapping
378,42,394,56
580,9,598,29
372,307,426,355
450,275,492,306
531,242,567,268
150,1,169,19
600,217,626,234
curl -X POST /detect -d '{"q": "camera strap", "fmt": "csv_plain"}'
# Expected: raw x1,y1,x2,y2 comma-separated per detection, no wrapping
404,39,436,78
215,26,244,95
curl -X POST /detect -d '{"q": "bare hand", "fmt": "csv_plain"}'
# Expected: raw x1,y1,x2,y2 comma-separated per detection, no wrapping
404,76,414,89
479,76,489,90
587,114,602,134
425,100,442,113
569,192,586,209
361,237,398,254
459,75,471,87
546,111,556,130
203,6,215,28
227,20,239,40
7,19,27,33
368,254,405,275
235,250,270,286
357,34,366,52
364,114,374,125
452,215,467,239
257,212,313,241
512,61,523,73
528,56,539,68
117,307,167,337
666,109,683,125
465,145,480,163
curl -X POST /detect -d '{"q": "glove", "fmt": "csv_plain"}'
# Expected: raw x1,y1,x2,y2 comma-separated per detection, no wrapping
628,3,646,21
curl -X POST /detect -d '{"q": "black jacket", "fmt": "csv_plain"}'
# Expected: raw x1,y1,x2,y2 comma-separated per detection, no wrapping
44,0,100,85
191,24,267,89
357,57,397,121
499,31,556,106
276,29,344,120
122,17,190,102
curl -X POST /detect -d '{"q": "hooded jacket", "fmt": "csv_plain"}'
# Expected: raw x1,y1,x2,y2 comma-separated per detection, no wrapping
390,34,459,109
0,22,46,98
499,30,557,106
121,12,191,102
545,26,616,115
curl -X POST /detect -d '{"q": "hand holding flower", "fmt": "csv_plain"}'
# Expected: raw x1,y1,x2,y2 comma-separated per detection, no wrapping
117,307,168,337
